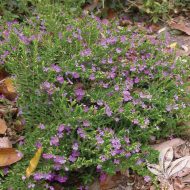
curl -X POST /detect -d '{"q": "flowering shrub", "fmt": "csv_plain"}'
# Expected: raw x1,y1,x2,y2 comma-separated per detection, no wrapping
1,14,190,189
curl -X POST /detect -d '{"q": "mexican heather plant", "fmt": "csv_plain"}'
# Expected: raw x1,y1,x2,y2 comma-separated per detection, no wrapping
0,15,190,189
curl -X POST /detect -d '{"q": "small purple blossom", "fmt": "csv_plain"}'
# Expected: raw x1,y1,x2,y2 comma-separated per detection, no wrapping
50,136,59,146
54,156,66,164
144,176,151,182
80,48,91,57
54,176,68,183
56,75,64,84
111,138,121,150
83,120,90,127
42,153,54,160
38,123,45,129
105,105,112,117
51,64,62,73
75,88,85,101
72,142,79,150
96,135,104,144
123,90,132,102
77,128,86,138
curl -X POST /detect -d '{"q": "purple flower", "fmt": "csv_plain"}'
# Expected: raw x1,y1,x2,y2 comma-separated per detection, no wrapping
108,57,113,64
120,35,126,43
99,173,107,182
58,124,65,133
69,155,77,162
144,176,151,182
41,81,56,95
51,64,62,73
38,123,45,129
116,48,122,53
53,164,62,171
133,119,139,124
100,155,107,162
124,137,130,144
75,88,85,101
89,74,95,80
123,90,132,102
50,136,59,146
54,156,66,164
80,48,91,57
54,176,68,183
72,72,80,79
56,76,64,84
72,142,79,150
35,141,42,148
105,105,112,117
33,173,44,181
3,167,9,175
77,128,86,138
114,159,120,164
96,135,104,144
125,152,131,158
97,100,104,106
111,138,121,150
114,85,119,91
83,120,90,127
43,153,54,160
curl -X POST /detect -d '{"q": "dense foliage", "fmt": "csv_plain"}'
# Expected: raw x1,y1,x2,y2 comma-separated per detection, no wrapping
0,6,190,188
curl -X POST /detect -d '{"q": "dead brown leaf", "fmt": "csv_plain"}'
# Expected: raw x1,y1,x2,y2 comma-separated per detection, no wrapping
0,69,9,81
0,78,17,100
0,137,12,148
173,178,185,190
0,148,23,167
0,119,7,134
107,8,116,20
170,22,190,36
100,173,121,190
83,0,99,12
152,138,185,152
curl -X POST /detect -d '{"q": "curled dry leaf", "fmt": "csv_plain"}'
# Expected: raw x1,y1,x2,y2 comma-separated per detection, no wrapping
169,22,190,36
167,156,190,177
147,163,162,176
26,147,43,178
0,119,7,134
0,137,12,148
0,148,23,167
159,147,173,172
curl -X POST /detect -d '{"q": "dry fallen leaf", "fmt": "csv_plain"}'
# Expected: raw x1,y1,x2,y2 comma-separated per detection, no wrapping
0,137,12,148
159,147,174,172
0,148,23,167
148,146,190,189
26,147,43,178
0,119,7,134
170,22,190,36
173,178,185,190
0,78,17,100
83,0,99,12
100,173,121,190
152,138,185,152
